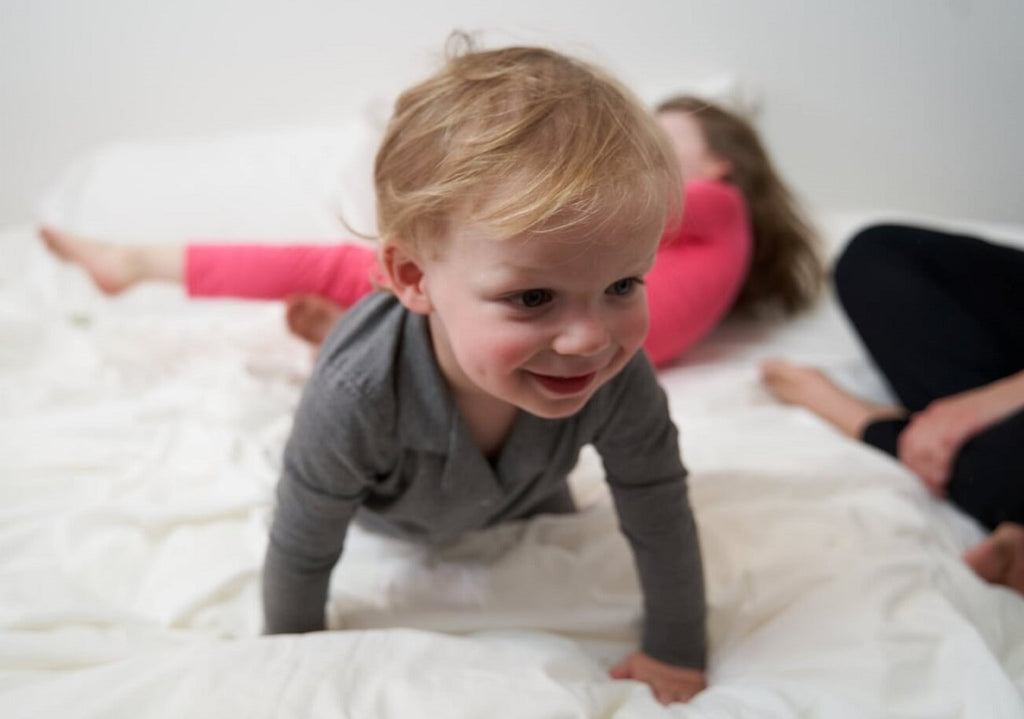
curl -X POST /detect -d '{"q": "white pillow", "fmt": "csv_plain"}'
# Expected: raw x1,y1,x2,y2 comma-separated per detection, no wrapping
36,113,382,243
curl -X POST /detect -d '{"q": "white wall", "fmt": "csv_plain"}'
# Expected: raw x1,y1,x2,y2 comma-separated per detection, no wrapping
3,0,1023,227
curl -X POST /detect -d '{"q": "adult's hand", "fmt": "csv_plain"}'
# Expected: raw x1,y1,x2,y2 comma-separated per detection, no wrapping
899,371,1024,494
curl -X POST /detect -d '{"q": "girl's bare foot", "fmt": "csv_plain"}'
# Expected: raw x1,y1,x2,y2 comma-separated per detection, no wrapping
761,359,904,438
964,521,1024,595
39,225,144,294
285,294,347,346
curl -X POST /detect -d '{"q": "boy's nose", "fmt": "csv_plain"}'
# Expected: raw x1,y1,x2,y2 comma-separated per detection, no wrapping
552,314,612,357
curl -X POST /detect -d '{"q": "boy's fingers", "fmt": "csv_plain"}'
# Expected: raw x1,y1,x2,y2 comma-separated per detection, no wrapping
652,683,691,705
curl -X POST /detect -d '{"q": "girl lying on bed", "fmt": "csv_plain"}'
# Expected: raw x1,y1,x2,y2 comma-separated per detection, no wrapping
763,223,1024,596
39,95,824,370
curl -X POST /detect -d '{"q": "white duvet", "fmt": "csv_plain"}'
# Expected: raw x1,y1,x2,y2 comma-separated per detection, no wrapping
4,188,1024,715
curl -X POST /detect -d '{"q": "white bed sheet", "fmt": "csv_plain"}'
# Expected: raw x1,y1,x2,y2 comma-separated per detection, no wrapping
2,214,1024,719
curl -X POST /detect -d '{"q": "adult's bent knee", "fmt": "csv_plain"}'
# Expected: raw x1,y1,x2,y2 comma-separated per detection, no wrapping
834,224,923,321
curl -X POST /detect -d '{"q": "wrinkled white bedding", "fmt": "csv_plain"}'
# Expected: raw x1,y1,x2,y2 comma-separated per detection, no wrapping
2,211,1024,719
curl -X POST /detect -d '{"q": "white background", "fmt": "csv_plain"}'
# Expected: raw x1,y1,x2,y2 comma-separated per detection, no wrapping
2,0,1023,227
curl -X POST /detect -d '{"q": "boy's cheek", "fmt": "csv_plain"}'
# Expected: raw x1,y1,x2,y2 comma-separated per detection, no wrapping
456,325,543,373
476,335,539,370
617,312,650,351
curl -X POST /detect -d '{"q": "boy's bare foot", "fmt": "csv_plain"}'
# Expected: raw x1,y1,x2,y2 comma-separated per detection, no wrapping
285,294,346,346
760,358,904,438
964,521,1024,595
39,225,141,294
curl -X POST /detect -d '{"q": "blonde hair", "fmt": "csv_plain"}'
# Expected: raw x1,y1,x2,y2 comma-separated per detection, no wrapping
656,95,824,316
374,35,681,256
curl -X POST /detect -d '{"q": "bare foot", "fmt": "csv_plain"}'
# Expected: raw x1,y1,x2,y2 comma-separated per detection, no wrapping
964,521,1024,595
285,294,346,346
761,359,904,438
39,225,141,294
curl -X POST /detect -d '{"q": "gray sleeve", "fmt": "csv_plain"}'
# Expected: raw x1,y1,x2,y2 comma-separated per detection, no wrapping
262,371,386,635
593,353,707,669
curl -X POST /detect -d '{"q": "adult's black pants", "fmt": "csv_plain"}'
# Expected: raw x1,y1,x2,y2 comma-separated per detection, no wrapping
835,224,1024,529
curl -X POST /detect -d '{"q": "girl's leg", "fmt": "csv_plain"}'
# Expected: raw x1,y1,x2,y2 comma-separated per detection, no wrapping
41,225,381,310
40,226,183,293
185,243,380,308
41,226,381,346
188,243,381,345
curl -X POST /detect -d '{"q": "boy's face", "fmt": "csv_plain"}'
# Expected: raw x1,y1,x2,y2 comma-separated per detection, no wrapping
411,213,661,420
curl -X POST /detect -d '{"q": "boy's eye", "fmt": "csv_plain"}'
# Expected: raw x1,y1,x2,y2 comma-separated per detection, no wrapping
607,277,641,296
517,289,553,308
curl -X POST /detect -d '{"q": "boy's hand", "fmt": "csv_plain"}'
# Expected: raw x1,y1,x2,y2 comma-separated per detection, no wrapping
609,651,706,704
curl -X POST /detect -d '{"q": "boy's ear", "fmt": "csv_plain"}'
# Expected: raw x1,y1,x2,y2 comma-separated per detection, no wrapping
381,242,433,315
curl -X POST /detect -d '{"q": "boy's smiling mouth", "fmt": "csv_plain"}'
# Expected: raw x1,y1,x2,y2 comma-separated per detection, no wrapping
528,371,598,395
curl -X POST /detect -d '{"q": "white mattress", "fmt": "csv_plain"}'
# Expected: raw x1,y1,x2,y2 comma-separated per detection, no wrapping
2,211,1024,718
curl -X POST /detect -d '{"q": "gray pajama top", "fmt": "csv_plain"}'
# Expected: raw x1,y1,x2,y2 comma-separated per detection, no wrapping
262,291,706,669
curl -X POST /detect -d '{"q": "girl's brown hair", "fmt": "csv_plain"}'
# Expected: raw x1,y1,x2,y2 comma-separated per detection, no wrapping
657,95,824,316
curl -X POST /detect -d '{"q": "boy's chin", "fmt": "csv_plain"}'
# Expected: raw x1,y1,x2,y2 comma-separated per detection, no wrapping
517,393,594,420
